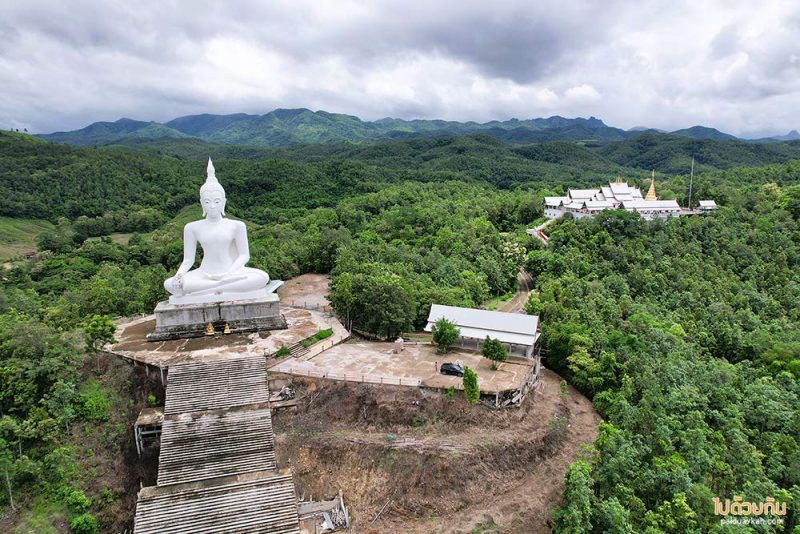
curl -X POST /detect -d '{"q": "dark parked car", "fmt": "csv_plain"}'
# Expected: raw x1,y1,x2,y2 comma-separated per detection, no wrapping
440,362,465,377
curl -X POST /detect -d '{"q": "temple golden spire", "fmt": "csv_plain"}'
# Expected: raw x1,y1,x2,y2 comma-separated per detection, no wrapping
615,175,623,184
645,170,657,201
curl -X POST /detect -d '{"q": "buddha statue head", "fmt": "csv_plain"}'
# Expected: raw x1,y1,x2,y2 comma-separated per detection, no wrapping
200,158,226,219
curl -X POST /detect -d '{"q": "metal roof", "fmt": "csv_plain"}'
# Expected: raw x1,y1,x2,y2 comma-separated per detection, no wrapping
622,200,681,210
157,405,277,486
135,471,299,534
425,304,539,346
698,200,717,208
164,356,269,415
134,355,300,534
609,182,631,195
584,200,615,210
569,189,597,199
544,196,569,206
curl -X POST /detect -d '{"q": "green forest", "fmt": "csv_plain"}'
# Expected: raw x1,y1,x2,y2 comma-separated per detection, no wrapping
0,127,799,532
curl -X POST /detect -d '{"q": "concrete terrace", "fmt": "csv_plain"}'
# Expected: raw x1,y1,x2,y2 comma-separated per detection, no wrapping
105,307,348,370
270,340,535,394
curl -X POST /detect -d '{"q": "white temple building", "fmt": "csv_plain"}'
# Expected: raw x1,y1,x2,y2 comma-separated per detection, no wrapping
542,175,715,221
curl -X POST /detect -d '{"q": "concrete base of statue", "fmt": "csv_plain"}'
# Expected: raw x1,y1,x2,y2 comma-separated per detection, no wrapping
147,293,287,341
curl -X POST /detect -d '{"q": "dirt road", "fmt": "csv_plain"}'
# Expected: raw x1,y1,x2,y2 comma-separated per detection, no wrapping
498,269,534,313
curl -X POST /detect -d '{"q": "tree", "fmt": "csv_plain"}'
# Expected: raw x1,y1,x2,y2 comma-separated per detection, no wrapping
552,460,594,533
83,314,116,372
480,336,508,369
431,317,460,354
524,292,543,316
329,271,356,331
83,314,116,352
462,366,479,405
0,438,15,510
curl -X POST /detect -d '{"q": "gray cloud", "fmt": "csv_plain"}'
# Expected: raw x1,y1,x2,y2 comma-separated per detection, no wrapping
1,0,799,136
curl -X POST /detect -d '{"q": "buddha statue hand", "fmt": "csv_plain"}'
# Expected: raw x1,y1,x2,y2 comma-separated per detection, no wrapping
168,272,185,296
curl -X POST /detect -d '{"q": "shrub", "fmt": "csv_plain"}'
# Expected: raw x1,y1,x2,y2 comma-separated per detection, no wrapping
445,385,456,400
463,366,479,405
480,336,508,369
70,513,99,534
275,346,291,357
559,380,569,401
431,317,460,354
77,389,110,422
100,487,115,504
147,394,157,406
64,488,91,514
301,328,334,348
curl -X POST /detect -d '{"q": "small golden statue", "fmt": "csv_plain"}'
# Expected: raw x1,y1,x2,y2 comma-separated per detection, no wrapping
204,322,215,336
223,323,231,334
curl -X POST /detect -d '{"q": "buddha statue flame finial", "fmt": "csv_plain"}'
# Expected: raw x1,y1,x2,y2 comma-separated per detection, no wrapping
200,157,225,198
207,157,216,180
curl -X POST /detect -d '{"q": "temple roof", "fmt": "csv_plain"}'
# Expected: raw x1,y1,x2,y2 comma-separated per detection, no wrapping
622,199,680,210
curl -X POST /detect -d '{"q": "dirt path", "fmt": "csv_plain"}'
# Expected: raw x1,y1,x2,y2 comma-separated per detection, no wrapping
498,269,534,313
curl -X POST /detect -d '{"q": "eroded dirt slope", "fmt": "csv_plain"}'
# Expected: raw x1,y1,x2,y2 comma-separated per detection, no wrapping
273,368,600,533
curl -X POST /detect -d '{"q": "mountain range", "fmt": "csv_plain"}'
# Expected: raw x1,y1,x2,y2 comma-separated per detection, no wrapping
37,108,796,147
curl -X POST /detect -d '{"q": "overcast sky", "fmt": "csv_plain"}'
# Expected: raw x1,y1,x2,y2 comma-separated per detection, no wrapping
2,0,799,137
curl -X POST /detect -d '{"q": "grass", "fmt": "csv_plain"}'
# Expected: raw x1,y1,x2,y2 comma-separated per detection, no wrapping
482,290,515,311
0,216,53,261
301,328,334,348
12,498,69,534
85,232,134,245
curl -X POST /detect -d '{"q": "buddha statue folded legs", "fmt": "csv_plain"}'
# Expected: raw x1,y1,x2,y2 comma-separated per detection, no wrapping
164,266,270,305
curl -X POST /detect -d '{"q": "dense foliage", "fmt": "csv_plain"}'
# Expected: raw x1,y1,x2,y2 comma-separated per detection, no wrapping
1,130,799,531
543,170,800,532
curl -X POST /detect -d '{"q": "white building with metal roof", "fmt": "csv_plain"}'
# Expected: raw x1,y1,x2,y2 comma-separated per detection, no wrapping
698,200,718,211
425,304,540,358
541,177,716,221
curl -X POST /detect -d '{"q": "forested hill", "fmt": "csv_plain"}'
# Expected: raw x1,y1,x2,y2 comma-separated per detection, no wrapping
36,108,776,148
1,122,800,531
38,110,631,146
7,128,800,229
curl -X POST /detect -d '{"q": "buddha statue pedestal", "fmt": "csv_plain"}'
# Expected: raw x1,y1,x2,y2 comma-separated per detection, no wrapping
147,293,286,342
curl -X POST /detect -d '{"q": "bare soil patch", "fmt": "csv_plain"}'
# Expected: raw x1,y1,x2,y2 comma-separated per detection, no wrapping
278,273,331,309
272,368,600,533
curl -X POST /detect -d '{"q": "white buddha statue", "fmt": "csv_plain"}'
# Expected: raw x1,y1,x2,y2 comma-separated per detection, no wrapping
163,159,270,305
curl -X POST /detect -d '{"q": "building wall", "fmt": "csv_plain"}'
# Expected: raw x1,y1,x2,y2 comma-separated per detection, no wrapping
458,336,533,358
544,207,564,219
